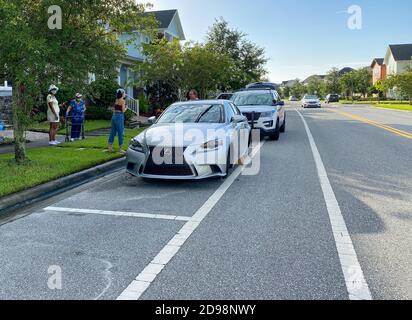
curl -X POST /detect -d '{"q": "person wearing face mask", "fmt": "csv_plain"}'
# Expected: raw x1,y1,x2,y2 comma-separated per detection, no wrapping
47,85,61,145
66,93,86,142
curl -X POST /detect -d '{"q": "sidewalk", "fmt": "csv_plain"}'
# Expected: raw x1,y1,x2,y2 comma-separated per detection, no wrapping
0,130,92,155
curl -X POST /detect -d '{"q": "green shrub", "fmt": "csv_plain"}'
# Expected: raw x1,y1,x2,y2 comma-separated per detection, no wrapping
87,79,119,109
125,109,134,124
85,105,112,120
137,94,150,113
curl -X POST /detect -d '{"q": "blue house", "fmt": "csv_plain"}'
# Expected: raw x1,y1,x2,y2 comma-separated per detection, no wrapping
118,9,186,99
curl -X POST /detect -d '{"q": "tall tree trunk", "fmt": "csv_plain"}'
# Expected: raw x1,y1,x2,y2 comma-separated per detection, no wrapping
12,82,28,164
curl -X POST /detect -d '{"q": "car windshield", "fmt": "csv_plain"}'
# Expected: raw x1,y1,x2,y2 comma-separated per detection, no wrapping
304,95,319,100
232,93,273,106
157,104,224,124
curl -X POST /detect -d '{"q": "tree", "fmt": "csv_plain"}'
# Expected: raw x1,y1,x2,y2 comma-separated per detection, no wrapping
138,39,235,101
340,71,358,101
138,39,185,100
289,80,306,99
206,18,268,90
356,68,372,98
373,79,386,101
383,70,412,104
0,0,157,163
325,68,341,94
306,78,326,98
281,86,291,99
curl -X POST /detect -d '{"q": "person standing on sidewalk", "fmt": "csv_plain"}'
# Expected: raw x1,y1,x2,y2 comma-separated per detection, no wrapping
108,89,128,154
66,93,86,141
47,85,61,145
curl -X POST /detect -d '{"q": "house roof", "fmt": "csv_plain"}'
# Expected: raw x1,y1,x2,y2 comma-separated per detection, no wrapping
145,9,185,40
389,44,412,61
371,58,384,67
146,9,177,29
339,67,354,75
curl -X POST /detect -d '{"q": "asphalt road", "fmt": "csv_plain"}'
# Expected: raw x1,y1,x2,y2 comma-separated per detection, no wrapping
0,102,411,300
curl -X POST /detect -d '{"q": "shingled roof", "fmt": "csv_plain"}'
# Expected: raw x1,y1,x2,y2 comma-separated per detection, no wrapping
389,44,412,61
146,9,177,29
372,58,384,66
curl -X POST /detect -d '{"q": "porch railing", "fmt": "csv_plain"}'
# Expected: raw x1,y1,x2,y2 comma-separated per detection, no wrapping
126,96,139,117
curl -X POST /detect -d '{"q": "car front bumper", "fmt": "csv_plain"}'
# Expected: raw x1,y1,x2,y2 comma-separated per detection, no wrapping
126,145,229,180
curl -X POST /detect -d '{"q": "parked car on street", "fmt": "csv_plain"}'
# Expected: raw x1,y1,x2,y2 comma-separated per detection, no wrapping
301,94,322,108
216,93,234,100
289,95,299,101
325,94,340,103
231,88,286,141
126,100,250,180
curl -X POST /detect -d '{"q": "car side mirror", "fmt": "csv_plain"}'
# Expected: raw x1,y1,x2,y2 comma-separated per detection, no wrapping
278,101,285,106
231,115,247,123
148,116,156,124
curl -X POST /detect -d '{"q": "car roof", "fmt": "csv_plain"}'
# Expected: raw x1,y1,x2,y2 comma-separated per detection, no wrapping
172,99,228,105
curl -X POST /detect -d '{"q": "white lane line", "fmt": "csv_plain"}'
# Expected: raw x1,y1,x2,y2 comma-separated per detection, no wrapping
296,110,372,300
117,141,265,300
44,207,191,222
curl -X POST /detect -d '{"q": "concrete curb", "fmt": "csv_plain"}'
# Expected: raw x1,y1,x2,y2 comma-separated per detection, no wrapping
0,157,126,216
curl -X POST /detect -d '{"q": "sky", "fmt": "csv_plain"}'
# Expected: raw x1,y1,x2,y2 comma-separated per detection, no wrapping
148,0,412,83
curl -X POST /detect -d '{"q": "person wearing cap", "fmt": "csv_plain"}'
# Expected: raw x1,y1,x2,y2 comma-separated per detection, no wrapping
66,93,86,141
108,89,128,153
47,85,61,145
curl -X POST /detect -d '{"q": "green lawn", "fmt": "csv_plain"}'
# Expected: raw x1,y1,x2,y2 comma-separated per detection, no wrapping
0,128,145,198
375,104,412,111
29,119,112,133
59,128,144,150
339,100,412,111
339,100,411,105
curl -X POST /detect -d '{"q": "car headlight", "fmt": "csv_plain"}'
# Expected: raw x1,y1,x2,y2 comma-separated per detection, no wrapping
261,111,275,118
200,139,223,150
129,138,144,152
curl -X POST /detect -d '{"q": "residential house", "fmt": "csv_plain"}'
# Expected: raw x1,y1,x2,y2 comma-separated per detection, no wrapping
384,44,412,76
118,9,186,99
370,58,386,84
383,44,412,98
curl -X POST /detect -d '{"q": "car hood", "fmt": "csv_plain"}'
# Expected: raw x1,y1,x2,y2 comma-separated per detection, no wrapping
237,105,277,113
138,123,228,147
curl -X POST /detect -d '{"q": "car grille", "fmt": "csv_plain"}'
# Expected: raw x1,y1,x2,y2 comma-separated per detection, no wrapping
143,147,193,176
243,112,261,121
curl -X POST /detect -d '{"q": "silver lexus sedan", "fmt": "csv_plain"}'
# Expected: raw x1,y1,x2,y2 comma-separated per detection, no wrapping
126,100,251,180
